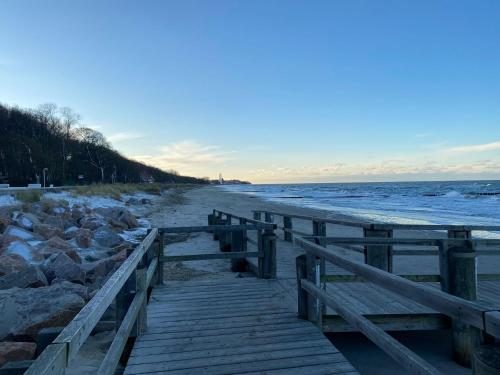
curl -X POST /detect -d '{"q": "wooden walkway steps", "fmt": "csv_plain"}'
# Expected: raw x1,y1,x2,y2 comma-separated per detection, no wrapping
125,277,359,375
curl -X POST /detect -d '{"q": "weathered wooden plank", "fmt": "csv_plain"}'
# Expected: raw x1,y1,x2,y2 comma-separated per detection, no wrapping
484,311,500,338
24,343,66,375
162,251,261,262
146,257,158,287
160,223,275,233
125,347,344,374
132,326,320,349
127,338,330,365
98,290,146,374
323,313,450,332
302,279,442,375
130,331,321,357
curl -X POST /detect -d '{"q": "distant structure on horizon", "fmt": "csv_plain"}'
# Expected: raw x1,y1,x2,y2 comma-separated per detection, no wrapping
211,173,251,185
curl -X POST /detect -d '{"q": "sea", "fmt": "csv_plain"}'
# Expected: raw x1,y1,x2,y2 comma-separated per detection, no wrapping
220,180,500,237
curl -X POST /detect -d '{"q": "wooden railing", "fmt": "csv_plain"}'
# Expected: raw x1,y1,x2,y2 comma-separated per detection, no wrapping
253,209,500,281
210,209,277,279
295,236,500,373
26,211,275,375
26,228,161,375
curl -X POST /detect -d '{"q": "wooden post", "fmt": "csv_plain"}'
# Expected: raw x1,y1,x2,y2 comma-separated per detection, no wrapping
230,229,247,272
364,226,393,272
264,212,273,223
306,253,321,325
283,216,293,242
218,215,232,252
213,212,223,240
472,344,500,375
115,247,136,365
239,218,248,251
116,248,135,333
445,229,481,367
296,254,308,319
253,211,261,221
312,220,327,315
156,232,164,285
260,229,276,279
134,267,147,336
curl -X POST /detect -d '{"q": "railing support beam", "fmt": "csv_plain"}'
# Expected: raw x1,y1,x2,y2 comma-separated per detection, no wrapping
364,227,393,272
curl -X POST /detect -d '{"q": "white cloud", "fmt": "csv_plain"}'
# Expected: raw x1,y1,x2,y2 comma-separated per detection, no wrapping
250,159,500,180
132,140,233,172
108,132,145,142
443,141,500,154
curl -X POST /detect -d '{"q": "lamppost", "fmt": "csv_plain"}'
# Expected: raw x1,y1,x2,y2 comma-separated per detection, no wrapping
43,168,48,188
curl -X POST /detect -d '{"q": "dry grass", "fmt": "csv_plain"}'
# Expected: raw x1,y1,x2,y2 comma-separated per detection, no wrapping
14,190,42,203
71,183,174,200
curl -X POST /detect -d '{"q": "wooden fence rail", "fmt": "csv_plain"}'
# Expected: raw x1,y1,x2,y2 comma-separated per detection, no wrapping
295,236,500,371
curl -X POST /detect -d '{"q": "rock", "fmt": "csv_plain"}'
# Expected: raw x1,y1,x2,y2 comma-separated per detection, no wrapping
39,236,81,263
92,226,122,248
0,283,85,340
1,239,44,263
0,254,30,277
42,253,85,284
75,228,92,248
33,224,64,240
80,214,106,230
94,207,138,229
3,225,40,241
141,198,152,204
64,226,79,240
0,266,48,289
71,207,85,221
42,215,65,230
119,211,139,229
12,212,40,231
0,217,10,233
84,257,116,280
0,342,37,367
49,280,88,300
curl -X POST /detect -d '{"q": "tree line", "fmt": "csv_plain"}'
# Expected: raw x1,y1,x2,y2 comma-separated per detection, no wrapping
0,103,207,186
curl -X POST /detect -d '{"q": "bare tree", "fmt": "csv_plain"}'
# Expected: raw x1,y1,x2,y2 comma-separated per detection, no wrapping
59,107,81,183
74,127,109,183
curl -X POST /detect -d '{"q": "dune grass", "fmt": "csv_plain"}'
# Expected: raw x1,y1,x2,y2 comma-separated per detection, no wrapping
71,183,193,200
14,190,42,203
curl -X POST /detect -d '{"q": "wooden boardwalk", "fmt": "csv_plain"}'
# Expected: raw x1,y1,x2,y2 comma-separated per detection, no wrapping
125,277,359,375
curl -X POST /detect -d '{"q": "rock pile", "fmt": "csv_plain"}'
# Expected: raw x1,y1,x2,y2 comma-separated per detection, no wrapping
0,196,149,368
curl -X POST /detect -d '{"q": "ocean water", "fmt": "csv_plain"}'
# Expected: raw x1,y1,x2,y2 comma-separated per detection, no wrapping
220,181,500,236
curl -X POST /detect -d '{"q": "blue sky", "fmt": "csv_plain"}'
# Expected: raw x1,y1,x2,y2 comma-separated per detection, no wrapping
1,0,500,183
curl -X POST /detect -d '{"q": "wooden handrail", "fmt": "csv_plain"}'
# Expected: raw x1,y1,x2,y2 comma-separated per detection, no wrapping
301,279,442,375
162,251,262,262
26,229,159,375
295,236,500,338
159,223,275,233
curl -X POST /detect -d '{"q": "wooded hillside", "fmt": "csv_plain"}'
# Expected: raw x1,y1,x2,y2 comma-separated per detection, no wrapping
0,103,206,186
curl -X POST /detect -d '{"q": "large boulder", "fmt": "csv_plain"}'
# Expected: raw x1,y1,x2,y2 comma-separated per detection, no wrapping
42,253,85,284
12,212,40,231
39,236,81,263
1,239,44,263
0,254,30,277
0,282,85,340
0,342,37,367
3,225,40,241
94,207,139,229
33,223,64,240
75,228,92,248
42,215,65,230
80,214,106,230
92,226,122,248
0,266,48,289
